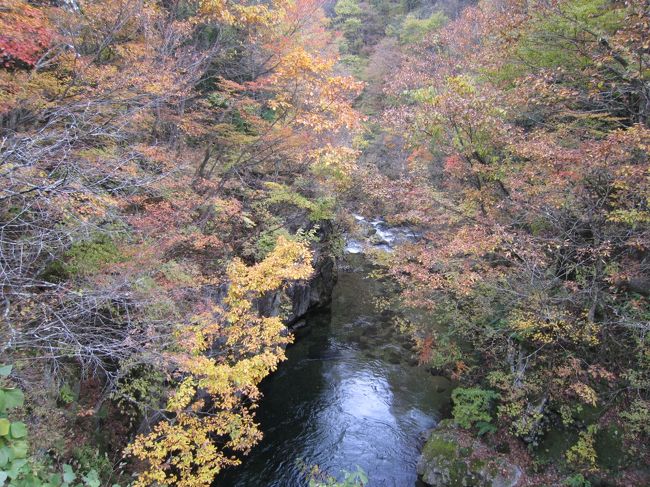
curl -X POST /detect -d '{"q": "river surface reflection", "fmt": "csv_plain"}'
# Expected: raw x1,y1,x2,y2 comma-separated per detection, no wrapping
218,255,451,486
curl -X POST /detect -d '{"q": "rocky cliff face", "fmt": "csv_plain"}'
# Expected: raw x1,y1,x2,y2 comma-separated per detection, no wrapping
256,221,338,325
286,252,336,323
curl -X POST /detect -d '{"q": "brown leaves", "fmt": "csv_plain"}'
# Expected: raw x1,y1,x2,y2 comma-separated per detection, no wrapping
361,0,649,459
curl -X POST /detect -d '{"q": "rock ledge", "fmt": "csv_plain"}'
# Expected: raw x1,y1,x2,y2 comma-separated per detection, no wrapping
417,421,522,487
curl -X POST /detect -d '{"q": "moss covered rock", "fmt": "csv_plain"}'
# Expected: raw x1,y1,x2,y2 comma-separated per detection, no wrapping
417,424,522,487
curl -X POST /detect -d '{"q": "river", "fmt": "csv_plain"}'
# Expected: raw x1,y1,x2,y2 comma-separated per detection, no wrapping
219,251,451,487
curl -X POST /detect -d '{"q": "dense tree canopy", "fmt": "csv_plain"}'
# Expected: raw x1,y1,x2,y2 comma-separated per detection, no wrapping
346,0,649,482
1,0,361,484
1,0,648,484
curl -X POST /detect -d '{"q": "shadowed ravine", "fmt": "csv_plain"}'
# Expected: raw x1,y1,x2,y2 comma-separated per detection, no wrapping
219,253,452,487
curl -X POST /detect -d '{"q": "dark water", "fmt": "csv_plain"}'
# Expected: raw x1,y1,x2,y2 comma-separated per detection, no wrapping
218,255,451,487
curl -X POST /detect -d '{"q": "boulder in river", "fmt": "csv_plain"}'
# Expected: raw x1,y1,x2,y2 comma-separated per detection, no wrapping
368,233,388,246
417,421,522,487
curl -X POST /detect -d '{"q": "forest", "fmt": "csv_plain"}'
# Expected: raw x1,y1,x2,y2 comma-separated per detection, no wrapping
0,0,648,486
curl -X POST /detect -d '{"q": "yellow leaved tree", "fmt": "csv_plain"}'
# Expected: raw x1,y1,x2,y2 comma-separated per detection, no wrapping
126,237,313,486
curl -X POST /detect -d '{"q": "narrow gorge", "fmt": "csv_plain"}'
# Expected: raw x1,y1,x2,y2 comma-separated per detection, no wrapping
1,0,648,486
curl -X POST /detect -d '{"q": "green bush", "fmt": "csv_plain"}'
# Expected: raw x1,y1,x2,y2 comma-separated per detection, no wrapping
564,473,592,487
264,182,335,221
566,425,598,470
451,387,499,430
58,384,75,406
0,365,110,487
255,230,289,259
111,364,164,426
72,446,113,484
62,236,125,277
399,12,447,44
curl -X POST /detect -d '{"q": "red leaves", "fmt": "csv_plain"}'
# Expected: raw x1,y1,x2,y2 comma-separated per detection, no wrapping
443,153,466,178
0,0,53,69
417,335,434,365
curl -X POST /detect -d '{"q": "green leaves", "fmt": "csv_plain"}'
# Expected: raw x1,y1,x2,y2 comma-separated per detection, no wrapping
10,440,28,459
0,365,24,416
451,387,500,430
82,469,100,487
62,464,76,484
0,368,33,484
399,12,447,45
263,182,335,221
0,366,109,487
0,366,19,416
2,389,24,411
0,420,9,437
8,423,26,439
0,446,9,467
0,370,27,472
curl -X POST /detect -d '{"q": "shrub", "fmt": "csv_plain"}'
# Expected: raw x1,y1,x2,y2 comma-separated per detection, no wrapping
564,473,592,487
451,387,500,430
0,365,106,487
566,425,598,471
399,12,447,44
63,236,125,277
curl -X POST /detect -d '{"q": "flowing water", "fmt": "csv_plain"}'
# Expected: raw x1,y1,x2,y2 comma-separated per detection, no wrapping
345,215,419,254
219,250,451,486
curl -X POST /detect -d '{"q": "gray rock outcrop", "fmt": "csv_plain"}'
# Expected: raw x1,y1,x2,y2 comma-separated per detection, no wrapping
417,422,522,487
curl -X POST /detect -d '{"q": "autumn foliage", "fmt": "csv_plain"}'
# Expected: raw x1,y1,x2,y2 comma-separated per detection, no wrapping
1,0,361,484
350,0,649,480
127,238,313,486
0,0,53,69
3,0,649,483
